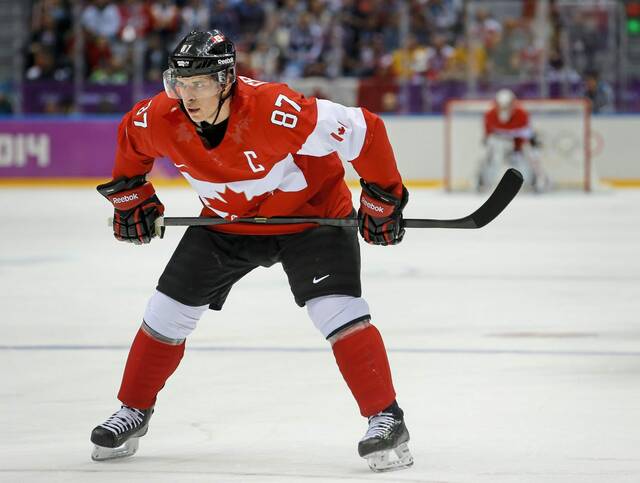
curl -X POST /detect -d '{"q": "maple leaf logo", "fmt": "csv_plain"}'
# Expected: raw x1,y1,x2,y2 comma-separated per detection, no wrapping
203,185,270,220
330,121,348,142
175,122,195,143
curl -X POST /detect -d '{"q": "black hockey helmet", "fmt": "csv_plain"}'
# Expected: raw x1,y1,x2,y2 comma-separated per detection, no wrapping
164,30,236,99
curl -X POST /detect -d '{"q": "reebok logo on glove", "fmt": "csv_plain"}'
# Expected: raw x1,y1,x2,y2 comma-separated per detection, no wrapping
112,193,140,204
361,198,385,213
360,191,395,217
101,180,157,211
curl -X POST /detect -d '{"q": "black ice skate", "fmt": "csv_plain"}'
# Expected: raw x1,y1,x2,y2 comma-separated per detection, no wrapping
90,405,153,461
358,401,413,472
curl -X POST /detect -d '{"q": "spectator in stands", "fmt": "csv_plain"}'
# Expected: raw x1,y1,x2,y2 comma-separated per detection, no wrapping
236,0,266,49
26,47,57,81
390,34,428,81
481,19,506,77
283,11,325,78
85,35,113,77
445,36,487,80
144,32,168,82
308,0,333,32
31,0,72,35
357,34,393,78
30,13,66,61
545,47,580,83
0,91,13,114
583,70,614,113
28,0,72,79
379,8,402,53
407,0,430,45
209,0,239,41
424,0,463,36
249,36,282,81
336,0,363,76
82,0,121,40
149,0,180,43
179,0,210,38
471,7,503,47
425,34,454,81
118,0,152,42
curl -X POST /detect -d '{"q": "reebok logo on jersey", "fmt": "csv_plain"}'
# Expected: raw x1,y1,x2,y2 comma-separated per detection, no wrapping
361,198,384,213
313,274,331,284
112,193,139,204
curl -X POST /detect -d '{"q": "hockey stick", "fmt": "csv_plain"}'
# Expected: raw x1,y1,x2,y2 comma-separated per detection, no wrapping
151,168,523,235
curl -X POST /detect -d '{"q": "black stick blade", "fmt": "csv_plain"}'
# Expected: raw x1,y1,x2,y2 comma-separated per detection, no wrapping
403,168,523,229
467,167,523,228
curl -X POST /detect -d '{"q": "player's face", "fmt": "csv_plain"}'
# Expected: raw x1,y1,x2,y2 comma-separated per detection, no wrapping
176,75,224,123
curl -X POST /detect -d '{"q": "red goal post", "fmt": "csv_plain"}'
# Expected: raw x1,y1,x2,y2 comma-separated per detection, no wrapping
444,98,592,191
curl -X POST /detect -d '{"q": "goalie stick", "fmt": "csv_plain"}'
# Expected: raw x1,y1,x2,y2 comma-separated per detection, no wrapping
149,168,523,236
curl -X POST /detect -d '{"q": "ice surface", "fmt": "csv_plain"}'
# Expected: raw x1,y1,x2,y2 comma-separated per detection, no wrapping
1,186,639,482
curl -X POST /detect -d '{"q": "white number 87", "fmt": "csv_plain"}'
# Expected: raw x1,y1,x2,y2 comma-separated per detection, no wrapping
270,94,301,129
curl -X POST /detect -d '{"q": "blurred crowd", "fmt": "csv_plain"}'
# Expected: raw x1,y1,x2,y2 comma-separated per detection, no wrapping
25,0,465,84
23,0,617,112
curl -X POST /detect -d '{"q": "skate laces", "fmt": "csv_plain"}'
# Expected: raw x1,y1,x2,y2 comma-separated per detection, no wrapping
100,406,145,435
363,411,397,440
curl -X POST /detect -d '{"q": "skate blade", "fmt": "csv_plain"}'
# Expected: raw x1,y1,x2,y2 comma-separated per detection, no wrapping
364,442,414,473
91,438,140,461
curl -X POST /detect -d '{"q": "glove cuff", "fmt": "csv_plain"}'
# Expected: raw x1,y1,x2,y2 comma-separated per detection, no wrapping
359,179,405,217
97,176,155,210
360,191,396,217
107,182,156,210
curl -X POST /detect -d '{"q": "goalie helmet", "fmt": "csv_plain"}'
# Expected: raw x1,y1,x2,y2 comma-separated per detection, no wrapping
164,30,236,100
495,88,516,123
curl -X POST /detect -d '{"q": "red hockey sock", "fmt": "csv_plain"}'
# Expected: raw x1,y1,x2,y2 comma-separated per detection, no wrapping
331,324,396,417
117,327,185,409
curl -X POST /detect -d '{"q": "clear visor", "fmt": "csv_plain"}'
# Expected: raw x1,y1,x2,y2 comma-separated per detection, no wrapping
163,69,224,100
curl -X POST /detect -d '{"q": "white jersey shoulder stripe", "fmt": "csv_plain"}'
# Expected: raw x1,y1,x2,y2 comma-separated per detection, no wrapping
297,99,367,162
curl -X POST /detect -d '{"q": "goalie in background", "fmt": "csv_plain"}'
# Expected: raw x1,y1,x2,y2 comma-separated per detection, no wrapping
478,89,549,192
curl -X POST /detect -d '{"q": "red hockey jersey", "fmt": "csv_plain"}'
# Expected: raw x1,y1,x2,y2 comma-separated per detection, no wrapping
484,103,533,151
112,76,403,235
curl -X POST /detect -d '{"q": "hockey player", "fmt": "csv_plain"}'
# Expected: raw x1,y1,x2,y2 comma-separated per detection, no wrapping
479,89,548,192
91,30,413,472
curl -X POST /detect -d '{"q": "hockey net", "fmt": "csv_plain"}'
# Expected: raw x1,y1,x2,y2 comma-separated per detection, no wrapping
444,99,595,191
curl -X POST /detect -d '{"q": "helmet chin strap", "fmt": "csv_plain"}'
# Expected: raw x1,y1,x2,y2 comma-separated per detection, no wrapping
206,83,233,126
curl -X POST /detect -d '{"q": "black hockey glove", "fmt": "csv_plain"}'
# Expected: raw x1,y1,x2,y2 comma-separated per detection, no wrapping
358,179,408,246
97,175,164,244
